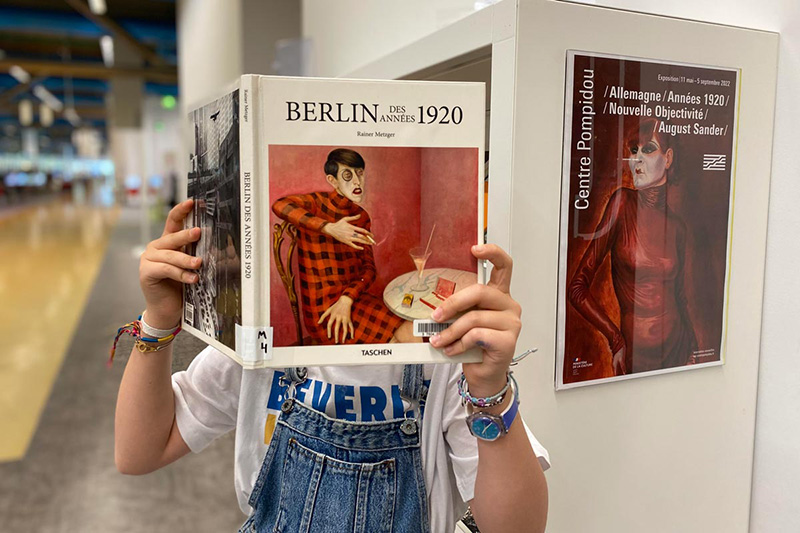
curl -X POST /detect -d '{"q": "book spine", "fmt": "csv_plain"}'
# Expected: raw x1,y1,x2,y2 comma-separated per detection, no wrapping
239,75,259,334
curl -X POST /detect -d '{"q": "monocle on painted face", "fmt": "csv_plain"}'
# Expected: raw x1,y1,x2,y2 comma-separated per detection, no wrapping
628,137,673,190
326,163,365,204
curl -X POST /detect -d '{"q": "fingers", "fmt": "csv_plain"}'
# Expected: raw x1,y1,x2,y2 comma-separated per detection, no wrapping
471,244,513,294
349,321,355,341
334,318,341,344
142,260,198,285
351,236,374,246
147,249,202,271
430,310,515,350
437,327,511,357
318,307,331,325
346,242,364,251
155,227,202,251
433,283,519,323
163,199,194,236
351,227,376,243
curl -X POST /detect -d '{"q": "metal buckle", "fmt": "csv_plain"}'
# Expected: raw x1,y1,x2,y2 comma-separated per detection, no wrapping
400,419,418,435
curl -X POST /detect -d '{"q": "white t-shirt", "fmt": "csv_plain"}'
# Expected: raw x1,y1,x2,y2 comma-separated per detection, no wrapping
172,346,550,533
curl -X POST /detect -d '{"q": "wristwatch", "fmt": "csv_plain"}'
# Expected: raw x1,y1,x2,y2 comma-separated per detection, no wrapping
465,374,520,441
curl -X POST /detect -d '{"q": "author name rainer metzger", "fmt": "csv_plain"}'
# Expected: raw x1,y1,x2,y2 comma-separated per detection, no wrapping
357,131,396,139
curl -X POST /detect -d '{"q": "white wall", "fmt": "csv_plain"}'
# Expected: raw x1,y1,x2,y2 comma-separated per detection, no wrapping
301,1,800,531
301,0,481,77
177,0,244,111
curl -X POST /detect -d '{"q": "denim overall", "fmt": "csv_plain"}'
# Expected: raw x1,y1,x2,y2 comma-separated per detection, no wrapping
238,365,430,533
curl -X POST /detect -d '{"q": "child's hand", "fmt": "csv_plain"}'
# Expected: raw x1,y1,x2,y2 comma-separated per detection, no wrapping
428,244,523,396
139,200,202,328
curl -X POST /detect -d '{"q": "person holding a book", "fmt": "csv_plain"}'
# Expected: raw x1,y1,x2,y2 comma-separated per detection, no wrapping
271,148,417,345
116,197,549,532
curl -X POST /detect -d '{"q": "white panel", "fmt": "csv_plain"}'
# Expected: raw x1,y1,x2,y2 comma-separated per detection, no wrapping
303,0,485,78
486,36,516,251
343,5,495,80
511,1,778,531
564,2,800,531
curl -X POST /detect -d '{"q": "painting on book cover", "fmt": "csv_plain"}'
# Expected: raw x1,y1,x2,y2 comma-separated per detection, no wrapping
269,145,479,348
184,89,242,350
556,52,738,389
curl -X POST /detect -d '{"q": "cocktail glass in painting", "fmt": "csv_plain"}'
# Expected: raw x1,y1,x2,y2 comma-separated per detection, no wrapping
409,246,433,291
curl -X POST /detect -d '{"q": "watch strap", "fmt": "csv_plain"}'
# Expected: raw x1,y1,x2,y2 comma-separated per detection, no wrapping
501,394,519,433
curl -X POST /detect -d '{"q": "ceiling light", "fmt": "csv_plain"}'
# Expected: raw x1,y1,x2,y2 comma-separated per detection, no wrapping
40,104,54,128
100,35,114,67
88,0,107,15
19,100,33,127
9,65,31,84
64,108,81,127
32,85,64,112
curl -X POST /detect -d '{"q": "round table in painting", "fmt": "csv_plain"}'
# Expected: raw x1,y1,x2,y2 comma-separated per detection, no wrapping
382,268,477,321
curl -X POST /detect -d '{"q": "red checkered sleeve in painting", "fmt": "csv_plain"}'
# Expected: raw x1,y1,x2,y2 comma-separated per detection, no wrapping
272,193,328,234
342,214,375,302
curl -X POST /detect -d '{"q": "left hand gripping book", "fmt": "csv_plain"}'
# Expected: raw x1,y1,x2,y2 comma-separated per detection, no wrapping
184,75,485,369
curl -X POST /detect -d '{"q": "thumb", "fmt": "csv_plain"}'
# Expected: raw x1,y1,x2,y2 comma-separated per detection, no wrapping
343,214,361,222
472,244,513,293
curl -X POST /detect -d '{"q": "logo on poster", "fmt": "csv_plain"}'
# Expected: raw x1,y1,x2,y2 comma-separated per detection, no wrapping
571,356,593,375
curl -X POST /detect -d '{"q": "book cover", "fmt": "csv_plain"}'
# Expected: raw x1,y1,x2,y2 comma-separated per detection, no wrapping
184,87,243,356
184,76,485,368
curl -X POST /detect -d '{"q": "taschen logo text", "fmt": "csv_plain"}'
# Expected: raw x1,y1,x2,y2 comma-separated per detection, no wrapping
362,349,392,356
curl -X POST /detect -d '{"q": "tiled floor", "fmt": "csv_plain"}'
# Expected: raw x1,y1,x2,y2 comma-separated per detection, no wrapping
0,200,244,532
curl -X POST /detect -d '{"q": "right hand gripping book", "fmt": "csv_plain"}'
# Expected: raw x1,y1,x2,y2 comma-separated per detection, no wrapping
184,75,485,369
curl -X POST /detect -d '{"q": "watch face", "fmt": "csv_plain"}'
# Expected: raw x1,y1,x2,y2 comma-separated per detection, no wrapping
470,415,501,441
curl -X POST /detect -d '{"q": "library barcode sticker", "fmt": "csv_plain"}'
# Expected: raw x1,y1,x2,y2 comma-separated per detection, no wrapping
184,302,194,326
413,319,453,337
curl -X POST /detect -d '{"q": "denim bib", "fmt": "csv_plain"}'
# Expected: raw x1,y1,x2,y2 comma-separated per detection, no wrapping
239,365,430,533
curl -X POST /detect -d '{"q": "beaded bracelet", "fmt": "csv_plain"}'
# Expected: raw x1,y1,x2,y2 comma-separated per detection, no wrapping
108,315,181,367
457,371,512,408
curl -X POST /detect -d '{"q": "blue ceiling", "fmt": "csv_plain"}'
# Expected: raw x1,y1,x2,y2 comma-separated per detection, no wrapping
0,0,178,140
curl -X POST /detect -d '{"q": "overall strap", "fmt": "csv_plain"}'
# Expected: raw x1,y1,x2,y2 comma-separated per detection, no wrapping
400,364,425,403
280,367,308,402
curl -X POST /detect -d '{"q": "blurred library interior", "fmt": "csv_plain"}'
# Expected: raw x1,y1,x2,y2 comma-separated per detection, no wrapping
0,1,799,532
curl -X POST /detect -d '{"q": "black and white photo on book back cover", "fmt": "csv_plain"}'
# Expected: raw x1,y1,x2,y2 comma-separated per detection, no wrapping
185,89,242,350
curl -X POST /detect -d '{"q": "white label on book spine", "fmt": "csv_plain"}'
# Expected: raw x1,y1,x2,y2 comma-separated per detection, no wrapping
236,324,274,363
413,320,453,337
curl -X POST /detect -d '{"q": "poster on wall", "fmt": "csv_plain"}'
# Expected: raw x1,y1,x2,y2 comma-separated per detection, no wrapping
556,51,739,389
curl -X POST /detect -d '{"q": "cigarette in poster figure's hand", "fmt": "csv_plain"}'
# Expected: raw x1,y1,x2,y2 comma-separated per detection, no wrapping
366,234,377,245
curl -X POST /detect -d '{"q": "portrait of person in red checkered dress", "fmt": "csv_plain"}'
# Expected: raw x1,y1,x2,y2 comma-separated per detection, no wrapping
272,148,419,345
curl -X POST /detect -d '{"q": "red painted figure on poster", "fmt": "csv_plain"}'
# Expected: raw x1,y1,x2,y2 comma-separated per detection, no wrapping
272,148,417,345
568,118,698,375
